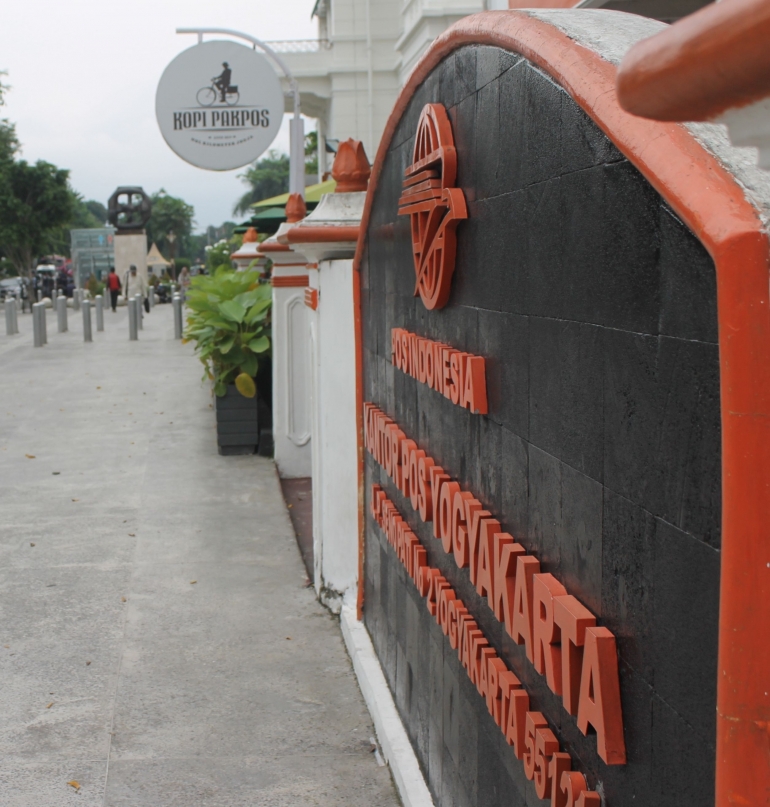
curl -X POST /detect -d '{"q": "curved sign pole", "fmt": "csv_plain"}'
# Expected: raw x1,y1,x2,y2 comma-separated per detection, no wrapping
177,27,305,198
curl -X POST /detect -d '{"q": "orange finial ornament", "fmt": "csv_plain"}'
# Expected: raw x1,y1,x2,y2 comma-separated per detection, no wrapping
332,139,371,192
285,192,307,224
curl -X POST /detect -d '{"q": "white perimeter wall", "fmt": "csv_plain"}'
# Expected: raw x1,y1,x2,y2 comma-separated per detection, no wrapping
311,258,359,608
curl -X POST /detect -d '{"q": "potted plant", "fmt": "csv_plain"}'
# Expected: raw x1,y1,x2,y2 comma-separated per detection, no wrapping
184,268,272,455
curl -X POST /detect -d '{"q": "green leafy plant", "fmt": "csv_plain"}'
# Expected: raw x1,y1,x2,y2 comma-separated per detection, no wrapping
204,237,238,274
184,268,271,398
85,273,105,298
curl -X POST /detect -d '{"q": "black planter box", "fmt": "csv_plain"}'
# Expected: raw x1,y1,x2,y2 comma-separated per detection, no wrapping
215,384,259,455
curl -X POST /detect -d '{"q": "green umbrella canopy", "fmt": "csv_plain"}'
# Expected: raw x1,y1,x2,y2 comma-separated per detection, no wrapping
235,179,338,235
252,178,337,208
234,207,288,237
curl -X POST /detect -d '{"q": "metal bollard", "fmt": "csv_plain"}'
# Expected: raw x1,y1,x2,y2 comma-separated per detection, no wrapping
128,298,138,341
82,299,92,342
40,301,47,344
172,294,183,340
57,294,68,333
95,295,104,332
32,302,44,347
5,299,17,335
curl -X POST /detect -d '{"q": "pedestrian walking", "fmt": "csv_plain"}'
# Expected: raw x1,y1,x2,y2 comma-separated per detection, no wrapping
124,265,149,312
107,267,121,312
178,265,192,302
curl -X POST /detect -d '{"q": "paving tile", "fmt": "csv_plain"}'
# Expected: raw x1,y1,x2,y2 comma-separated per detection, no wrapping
103,754,397,807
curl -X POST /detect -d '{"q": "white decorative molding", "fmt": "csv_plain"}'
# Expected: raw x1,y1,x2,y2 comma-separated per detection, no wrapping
272,267,312,479
284,191,365,264
285,294,311,447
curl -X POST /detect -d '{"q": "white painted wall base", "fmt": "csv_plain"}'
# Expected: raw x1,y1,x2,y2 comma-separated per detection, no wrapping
340,606,435,807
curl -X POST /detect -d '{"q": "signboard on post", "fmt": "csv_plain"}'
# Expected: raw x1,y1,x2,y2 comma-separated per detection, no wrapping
156,39,284,171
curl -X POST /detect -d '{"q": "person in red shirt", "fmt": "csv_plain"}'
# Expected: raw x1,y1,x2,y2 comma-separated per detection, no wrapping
106,267,121,312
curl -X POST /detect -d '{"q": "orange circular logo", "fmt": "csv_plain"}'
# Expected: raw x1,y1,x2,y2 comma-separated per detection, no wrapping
398,104,468,310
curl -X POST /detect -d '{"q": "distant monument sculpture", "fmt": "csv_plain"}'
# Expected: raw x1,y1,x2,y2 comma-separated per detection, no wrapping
108,187,151,285
108,187,152,232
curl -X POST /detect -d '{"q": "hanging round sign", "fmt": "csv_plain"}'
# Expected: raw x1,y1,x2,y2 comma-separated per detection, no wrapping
156,40,284,171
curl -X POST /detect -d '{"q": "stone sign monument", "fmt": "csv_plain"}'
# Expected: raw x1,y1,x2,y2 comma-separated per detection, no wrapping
353,9,769,806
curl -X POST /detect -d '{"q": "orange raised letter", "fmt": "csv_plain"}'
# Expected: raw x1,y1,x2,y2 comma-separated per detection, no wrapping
576,627,626,765
475,518,500,602
553,595,596,717
533,573,567,696
510,555,541,663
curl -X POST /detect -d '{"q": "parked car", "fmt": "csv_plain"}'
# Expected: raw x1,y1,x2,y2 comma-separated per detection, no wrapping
0,277,23,300
35,265,56,300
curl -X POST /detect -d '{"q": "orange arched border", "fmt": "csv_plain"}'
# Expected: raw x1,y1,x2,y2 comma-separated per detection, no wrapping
352,12,770,806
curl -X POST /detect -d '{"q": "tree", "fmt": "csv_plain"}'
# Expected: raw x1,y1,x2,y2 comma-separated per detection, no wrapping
233,151,289,216
45,194,106,256
0,119,18,168
305,130,318,176
0,72,79,271
0,72,19,168
85,199,107,224
145,189,195,259
0,160,74,276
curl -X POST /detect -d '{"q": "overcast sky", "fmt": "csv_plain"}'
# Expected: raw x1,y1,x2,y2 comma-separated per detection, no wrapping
0,0,316,232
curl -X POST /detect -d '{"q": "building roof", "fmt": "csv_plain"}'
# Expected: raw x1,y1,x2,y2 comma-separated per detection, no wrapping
252,179,337,208
147,243,171,267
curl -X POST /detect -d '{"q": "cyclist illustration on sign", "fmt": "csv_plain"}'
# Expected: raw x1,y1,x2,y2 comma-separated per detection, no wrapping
197,62,240,106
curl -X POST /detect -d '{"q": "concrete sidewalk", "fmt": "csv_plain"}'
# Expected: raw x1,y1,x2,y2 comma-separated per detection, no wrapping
0,303,400,806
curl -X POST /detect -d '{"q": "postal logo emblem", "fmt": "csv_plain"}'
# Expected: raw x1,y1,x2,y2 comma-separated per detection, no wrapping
398,104,468,310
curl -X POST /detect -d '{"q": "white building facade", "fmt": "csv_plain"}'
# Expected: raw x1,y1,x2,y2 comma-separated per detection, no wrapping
267,0,712,169
269,0,505,169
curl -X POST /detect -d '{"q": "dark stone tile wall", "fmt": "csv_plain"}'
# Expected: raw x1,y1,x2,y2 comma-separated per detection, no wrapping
361,46,720,807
